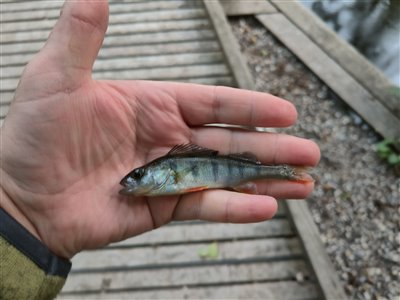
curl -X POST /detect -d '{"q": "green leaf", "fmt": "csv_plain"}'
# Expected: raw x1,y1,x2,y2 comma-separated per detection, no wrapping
388,153,400,165
377,140,391,151
198,242,219,259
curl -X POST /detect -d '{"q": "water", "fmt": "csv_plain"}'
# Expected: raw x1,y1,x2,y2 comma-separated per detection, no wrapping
300,0,400,86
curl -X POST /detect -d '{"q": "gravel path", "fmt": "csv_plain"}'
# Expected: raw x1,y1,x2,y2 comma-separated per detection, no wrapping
230,18,400,300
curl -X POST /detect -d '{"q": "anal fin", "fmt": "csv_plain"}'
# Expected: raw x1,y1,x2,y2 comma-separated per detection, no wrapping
184,186,209,193
232,182,258,194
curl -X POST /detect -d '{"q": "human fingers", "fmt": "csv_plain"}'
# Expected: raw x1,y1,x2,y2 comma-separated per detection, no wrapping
24,0,109,85
172,190,278,223
173,83,297,127
248,179,314,200
192,127,320,166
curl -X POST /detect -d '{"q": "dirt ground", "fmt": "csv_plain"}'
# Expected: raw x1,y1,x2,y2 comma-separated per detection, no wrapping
230,17,400,300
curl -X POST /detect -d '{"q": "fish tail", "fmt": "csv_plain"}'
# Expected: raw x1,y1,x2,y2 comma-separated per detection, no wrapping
291,166,314,183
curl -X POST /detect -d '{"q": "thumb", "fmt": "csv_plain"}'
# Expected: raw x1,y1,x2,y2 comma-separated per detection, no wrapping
24,0,109,86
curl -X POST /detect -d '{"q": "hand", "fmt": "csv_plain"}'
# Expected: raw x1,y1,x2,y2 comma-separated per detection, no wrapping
0,0,320,259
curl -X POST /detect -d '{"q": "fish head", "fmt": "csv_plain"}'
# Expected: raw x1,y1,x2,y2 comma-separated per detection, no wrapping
119,165,170,196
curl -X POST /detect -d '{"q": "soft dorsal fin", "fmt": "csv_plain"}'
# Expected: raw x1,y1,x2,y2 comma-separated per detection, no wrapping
167,143,218,157
225,151,261,164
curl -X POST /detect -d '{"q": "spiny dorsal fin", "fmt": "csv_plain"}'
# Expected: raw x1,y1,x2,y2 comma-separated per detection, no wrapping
225,152,261,164
167,143,218,157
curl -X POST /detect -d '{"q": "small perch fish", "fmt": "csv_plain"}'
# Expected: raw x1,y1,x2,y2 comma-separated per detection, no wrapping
119,144,311,196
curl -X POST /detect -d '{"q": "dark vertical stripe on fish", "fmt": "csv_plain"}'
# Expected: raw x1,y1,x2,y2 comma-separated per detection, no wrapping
234,163,244,179
190,161,199,177
237,163,244,179
211,160,219,182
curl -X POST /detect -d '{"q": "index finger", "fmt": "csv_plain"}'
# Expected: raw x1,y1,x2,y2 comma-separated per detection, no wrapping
174,84,297,127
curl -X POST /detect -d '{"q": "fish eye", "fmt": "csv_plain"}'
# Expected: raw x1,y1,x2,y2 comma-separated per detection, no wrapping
132,168,144,180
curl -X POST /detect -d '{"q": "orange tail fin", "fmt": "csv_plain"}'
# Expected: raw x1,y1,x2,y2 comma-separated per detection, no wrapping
292,167,315,183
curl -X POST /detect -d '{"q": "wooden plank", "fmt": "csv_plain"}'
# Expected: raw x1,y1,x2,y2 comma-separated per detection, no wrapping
1,64,232,92
1,0,202,14
107,0,203,13
167,76,235,86
220,0,277,16
257,13,400,140
203,0,254,90
1,41,222,67
107,18,211,35
1,7,58,22
1,19,212,44
1,29,217,55
1,19,57,34
0,1,148,13
1,1,62,12
99,40,221,59
285,201,347,300
92,64,230,81
62,260,309,292
2,52,225,79
0,105,10,119
71,238,302,270
1,7,206,24
58,281,320,300
0,92,14,105
2,41,44,55
270,0,399,118
1,9,208,34
111,219,293,247
94,52,224,72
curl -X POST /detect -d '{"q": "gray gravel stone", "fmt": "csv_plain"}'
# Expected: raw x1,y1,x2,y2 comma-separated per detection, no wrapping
230,17,400,300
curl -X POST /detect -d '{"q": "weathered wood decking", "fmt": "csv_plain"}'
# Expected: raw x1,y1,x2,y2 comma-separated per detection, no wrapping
4,0,395,299
1,0,235,125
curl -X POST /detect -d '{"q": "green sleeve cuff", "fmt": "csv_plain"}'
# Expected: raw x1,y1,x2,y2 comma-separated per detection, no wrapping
0,208,71,300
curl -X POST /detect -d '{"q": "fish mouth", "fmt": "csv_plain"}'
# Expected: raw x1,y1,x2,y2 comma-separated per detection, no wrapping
119,174,131,186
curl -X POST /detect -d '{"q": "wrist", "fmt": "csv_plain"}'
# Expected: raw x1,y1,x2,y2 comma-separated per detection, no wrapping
0,186,42,243
0,206,72,277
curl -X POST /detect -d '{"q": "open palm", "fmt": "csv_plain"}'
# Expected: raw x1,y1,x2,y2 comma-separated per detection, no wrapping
0,1,319,258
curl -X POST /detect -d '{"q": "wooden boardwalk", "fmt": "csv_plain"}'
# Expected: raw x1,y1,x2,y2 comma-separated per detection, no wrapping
5,0,391,299
1,0,235,125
